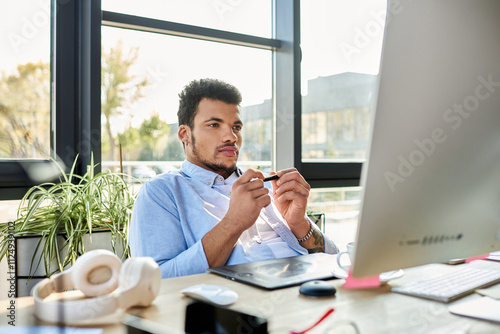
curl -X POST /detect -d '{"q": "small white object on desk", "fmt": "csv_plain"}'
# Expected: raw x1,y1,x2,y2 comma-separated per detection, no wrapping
488,251,500,262
449,297,500,323
181,284,238,306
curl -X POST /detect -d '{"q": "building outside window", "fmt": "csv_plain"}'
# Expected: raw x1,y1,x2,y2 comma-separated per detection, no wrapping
300,0,386,224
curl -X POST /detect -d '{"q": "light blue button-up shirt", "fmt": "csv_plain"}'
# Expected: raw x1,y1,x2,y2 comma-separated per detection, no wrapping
129,160,338,278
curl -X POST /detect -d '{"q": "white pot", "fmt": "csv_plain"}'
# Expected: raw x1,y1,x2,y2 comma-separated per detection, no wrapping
15,230,126,297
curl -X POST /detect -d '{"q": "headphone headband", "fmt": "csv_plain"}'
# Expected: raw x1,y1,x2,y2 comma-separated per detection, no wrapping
32,250,161,324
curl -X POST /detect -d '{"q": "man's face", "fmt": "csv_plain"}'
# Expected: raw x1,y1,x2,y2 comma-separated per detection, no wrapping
178,98,243,178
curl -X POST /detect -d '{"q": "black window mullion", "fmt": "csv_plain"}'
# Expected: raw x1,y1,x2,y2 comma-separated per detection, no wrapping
301,162,362,188
55,0,101,175
102,11,281,51
77,0,102,172
54,0,77,171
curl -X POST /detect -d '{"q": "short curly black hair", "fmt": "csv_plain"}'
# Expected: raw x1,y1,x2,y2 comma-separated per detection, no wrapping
177,78,242,128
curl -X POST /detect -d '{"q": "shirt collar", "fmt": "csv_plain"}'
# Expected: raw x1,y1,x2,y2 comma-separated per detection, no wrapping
180,160,242,188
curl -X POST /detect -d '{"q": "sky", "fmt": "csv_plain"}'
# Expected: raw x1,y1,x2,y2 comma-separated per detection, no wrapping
2,0,387,129
1,0,51,73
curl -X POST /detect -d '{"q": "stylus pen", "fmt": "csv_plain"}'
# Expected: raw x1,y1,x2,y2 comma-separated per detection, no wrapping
263,174,279,182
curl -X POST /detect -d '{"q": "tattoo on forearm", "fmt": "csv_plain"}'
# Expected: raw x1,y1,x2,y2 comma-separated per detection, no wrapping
308,247,323,254
307,230,325,253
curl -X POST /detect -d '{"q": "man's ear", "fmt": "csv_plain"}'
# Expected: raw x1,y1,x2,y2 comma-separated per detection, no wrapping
178,125,190,146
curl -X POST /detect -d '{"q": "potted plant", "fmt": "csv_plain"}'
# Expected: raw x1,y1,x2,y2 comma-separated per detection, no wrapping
0,154,138,296
307,209,325,233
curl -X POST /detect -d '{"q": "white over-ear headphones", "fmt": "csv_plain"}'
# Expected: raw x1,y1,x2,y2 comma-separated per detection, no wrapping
32,249,161,324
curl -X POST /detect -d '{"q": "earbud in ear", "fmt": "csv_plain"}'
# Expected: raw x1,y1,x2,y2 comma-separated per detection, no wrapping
71,249,122,297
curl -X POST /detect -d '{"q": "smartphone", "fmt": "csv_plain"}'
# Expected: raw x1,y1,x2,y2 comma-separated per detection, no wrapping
123,314,183,334
185,300,268,334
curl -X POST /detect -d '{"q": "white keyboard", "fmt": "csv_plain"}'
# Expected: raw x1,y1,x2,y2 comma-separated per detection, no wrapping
392,266,500,303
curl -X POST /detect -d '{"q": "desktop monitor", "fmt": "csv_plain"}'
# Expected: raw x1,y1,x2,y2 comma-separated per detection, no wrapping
351,0,500,277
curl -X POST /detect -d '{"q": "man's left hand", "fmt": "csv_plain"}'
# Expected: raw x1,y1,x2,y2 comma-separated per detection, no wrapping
270,168,310,228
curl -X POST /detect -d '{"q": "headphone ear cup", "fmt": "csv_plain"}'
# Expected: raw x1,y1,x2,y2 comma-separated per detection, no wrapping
117,257,161,310
71,249,122,297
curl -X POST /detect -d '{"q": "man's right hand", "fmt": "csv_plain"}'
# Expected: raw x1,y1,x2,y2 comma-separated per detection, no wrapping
225,169,271,232
201,169,271,268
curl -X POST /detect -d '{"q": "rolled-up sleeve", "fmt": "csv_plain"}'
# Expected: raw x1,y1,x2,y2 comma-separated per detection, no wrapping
324,234,339,255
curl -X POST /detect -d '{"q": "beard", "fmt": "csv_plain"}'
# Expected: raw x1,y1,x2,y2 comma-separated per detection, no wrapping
191,133,237,177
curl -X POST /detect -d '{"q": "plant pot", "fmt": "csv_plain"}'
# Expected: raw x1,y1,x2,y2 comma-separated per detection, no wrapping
15,230,127,297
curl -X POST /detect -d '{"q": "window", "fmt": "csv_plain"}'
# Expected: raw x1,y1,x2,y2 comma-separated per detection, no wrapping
0,0,387,201
0,0,51,160
100,2,275,178
299,0,386,187
0,0,53,199
102,0,272,38
0,0,101,199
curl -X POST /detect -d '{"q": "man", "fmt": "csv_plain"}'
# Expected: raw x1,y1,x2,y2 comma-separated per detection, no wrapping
129,78,338,278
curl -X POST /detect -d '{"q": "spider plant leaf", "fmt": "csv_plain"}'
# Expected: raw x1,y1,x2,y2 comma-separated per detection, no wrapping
4,152,137,279
67,153,79,183
29,233,47,279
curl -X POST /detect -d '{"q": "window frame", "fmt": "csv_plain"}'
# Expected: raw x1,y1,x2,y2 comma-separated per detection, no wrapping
0,0,362,200
0,0,101,200
276,0,362,188
54,0,102,178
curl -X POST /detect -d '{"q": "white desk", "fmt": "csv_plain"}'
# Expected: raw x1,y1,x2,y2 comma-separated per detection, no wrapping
1,261,500,333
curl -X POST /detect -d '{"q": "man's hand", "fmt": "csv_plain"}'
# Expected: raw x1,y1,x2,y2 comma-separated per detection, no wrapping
225,169,271,231
202,169,271,269
270,168,324,253
270,168,311,228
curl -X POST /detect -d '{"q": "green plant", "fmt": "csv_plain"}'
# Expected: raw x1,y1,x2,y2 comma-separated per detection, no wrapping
307,209,325,233
0,155,138,277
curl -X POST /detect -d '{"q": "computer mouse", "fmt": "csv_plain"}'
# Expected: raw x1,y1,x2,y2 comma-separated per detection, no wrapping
299,280,337,298
181,284,239,306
